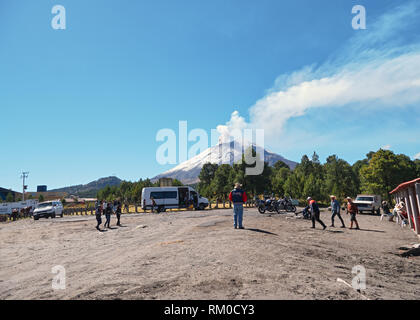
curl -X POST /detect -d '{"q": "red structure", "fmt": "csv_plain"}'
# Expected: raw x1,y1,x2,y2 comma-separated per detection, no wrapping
390,178,420,236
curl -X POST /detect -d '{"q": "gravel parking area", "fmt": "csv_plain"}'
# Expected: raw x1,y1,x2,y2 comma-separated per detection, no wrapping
0,208,419,300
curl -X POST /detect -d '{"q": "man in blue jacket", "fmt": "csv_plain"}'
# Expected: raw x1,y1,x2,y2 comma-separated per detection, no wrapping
330,195,345,228
229,183,248,229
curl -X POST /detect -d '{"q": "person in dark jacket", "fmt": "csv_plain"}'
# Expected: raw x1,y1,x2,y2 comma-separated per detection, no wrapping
95,201,102,231
228,183,248,229
330,195,345,228
115,201,122,226
307,197,327,230
104,202,112,228
151,197,157,213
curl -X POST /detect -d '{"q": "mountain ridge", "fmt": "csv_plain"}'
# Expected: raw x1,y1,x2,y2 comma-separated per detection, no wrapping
153,141,297,184
50,176,122,198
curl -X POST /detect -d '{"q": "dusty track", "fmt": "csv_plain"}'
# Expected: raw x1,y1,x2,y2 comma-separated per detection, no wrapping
0,208,419,300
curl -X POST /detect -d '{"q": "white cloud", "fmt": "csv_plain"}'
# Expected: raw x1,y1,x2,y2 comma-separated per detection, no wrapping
414,152,420,160
382,145,392,150
217,2,420,148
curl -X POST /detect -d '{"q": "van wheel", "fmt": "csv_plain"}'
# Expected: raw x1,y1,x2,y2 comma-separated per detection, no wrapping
34,216,39,221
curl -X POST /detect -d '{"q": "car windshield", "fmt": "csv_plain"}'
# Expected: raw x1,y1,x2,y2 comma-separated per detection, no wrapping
356,197,374,201
37,202,53,208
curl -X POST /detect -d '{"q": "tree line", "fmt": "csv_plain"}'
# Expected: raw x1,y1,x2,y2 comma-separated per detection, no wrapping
92,148,419,205
197,149,420,204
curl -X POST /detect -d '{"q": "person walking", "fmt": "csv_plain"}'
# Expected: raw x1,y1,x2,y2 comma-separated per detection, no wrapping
95,201,102,231
115,200,122,226
330,195,345,228
228,182,247,229
151,197,157,213
307,197,327,230
104,201,112,228
346,197,360,230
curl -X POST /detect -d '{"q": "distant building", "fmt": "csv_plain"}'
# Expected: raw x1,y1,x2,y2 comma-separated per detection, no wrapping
26,191,68,201
37,185,47,192
0,188,22,202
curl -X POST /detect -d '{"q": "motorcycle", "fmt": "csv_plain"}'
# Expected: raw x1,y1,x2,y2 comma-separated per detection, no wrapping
277,197,297,213
258,198,279,214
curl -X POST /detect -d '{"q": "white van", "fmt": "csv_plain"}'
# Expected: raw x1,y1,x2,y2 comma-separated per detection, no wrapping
33,200,64,220
141,186,209,212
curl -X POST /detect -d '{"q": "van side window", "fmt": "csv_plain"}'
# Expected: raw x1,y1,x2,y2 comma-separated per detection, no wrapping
150,191,177,199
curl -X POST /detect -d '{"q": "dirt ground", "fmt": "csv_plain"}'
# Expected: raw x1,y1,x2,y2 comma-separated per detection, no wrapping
0,208,419,300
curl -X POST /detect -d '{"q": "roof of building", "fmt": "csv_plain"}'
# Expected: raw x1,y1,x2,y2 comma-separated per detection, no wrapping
390,178,420,194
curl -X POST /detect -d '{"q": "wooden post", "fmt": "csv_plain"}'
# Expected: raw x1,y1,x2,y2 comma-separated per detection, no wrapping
409,185,420,235
403,189,414,229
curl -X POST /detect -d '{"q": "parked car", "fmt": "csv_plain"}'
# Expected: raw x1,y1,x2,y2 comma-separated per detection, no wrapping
33,201,63,220
353,195,381,215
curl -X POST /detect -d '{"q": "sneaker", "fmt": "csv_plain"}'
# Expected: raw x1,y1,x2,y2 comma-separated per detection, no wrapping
329,225,335,228
341,225,346,228
239,226,245,229
323,226,327,230
234,226,237,229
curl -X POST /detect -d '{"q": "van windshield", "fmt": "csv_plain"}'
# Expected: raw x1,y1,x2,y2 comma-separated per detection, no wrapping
356,197,374,202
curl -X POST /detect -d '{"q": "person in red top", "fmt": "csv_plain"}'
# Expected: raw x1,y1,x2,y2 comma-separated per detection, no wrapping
229,183,247,229
346,197,360,230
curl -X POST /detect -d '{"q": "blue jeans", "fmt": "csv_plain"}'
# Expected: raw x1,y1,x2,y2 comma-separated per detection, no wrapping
233,204,244,228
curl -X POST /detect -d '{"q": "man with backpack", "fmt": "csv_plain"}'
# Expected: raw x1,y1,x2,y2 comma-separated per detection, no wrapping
307,197,327,230
229,183,248,229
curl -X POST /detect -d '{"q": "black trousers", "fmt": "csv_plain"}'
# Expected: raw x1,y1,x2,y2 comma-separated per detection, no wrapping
96,215,102,228
104,214,111,227
331,210,345,226
312,211,326,228
116,213,121,225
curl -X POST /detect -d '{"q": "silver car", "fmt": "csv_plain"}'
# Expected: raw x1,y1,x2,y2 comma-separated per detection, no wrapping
33,201,64,220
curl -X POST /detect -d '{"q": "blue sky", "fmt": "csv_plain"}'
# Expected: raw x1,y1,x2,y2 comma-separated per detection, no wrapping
1,0,419,192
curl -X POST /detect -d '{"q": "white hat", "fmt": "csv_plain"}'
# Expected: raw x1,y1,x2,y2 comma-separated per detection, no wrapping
307,197,312,201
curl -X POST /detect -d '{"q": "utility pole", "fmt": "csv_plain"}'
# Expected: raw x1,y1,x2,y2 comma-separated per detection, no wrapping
21,171,29,201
